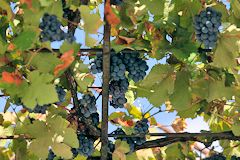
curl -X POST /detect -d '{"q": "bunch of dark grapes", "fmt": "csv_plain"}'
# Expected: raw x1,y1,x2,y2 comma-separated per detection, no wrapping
90,113,99,127
109,78,129,108
121,51,148,82
110,0,123,5
110,53,126,81
77,134,94,157
90,52,103,74
132,119,149,145
204,154,226,160
30,105,48,114
90,52,127,81
231,156,240,160
47,149,56,160
78,94,97,118
56,86,66,105
61,0,78,42
39,13,66,42
194,7,222,49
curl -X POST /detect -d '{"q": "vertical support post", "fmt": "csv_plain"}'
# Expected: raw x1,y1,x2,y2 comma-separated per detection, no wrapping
101,0,111,159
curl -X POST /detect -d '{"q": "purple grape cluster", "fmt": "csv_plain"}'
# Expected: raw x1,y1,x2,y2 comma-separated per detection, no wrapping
109,78,129,108
90,52,103,74
77,134,94,157
90,51,148,108
56,86,66,105
39,14,66,42
121,51,149,82
132,119,149,145
78,94,97,118
194,7,222,49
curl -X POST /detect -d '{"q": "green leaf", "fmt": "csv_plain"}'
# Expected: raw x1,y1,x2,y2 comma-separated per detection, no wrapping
74,73,95,93
109,112,126,121
79,6,103,34
47,115,69,134
52,143,73,159
0,0,13,21
29,136,52,159
12,139,28,160
231,123,240,136
165,143,184,159
137,64,175,106
26,121,48,138
29,53,61,73
170,71,191,111
39,0,54,7
213,25,240,68
231,0,240,19
139,0,164,16
63,128,79,148
13,30,37,51
60,41,80,54
207,79,235,102
21,71,58,108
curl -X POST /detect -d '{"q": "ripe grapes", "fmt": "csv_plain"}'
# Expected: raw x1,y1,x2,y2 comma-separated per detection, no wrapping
121,51,148,82
39,13,66,42
56,86,66,105
194,7,222,49
90,50,148,108
110,53,126,81
47,149,56,160
78,94,97,118
204,154,226,160
90,112,100,127
90,52,103,74
231,156,240,160
77,134,94,157
109,78,129,108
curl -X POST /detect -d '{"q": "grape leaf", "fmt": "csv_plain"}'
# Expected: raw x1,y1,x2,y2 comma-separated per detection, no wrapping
137,64,175,106
231,0,240,19
213,25,240,68
79,6,103,34
170,71,191,111
28,53,61,73
231,123,240,136
52,143,73,159
21,71,58,109
13,30,37,51
207,79,235,102
60,41,81,54
139,0,164,16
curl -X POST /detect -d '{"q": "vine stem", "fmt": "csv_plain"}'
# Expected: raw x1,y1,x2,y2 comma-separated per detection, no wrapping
100,0,111,159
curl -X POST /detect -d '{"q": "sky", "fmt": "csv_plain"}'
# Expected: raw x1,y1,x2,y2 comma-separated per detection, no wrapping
0,0,231,156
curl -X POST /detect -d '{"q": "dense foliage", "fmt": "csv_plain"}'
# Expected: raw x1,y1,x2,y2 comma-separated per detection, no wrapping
0,0,239,160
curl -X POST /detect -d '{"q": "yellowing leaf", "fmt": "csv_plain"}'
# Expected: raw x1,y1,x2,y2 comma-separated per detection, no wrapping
171,118,187,133
54,49,75,76
52,143,73,159
79,6,103,34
